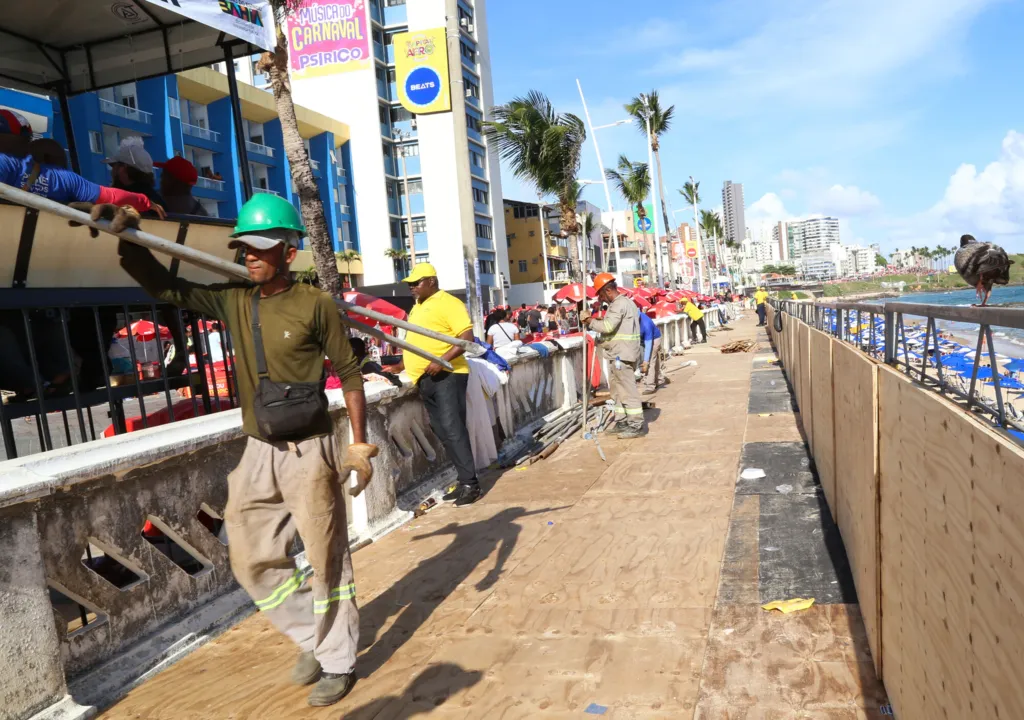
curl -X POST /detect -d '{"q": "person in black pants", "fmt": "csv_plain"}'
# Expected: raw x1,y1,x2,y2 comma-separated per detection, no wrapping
401,263,481,506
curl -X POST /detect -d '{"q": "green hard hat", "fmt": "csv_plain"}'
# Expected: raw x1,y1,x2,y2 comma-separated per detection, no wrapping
232,193,306,237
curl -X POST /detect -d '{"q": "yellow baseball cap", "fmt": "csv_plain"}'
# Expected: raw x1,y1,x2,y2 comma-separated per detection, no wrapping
402,262,438,283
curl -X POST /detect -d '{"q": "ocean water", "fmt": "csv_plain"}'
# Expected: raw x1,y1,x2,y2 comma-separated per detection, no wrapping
884,286,1024,356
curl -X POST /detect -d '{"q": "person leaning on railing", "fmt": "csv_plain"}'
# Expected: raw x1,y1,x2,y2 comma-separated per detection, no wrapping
114,193,379,708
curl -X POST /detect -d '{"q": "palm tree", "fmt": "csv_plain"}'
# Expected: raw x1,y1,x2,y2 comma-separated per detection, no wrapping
625,90,676,288
680,180,709,291
485,91,587,281
605,155,655,286
257,1,341,295
335,249,361,289
384,247,410,279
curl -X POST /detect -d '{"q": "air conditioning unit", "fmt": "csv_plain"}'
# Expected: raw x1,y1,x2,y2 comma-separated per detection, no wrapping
410,119,417,129
465,88,473,98
459,17,468,27
467,23,474,32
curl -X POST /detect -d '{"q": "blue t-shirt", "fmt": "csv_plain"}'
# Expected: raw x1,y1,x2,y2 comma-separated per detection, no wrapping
638,312,661,363
0,154,101,204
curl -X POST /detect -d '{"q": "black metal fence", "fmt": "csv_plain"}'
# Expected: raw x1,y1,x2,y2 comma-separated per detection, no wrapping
773,299,1024,441
1,287,239,460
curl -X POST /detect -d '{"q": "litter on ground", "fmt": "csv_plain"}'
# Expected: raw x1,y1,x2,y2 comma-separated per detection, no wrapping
762,598,816,614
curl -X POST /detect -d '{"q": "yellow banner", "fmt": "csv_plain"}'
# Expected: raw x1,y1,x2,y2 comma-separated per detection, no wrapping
394,28,451,114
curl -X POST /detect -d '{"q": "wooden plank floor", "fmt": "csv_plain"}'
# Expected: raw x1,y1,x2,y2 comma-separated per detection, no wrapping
97,314,887,719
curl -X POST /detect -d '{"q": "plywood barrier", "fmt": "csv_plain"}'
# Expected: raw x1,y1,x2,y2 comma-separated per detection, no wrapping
832,341,881,678
798,323,813,450
809,329,835,519
878,365,1024,720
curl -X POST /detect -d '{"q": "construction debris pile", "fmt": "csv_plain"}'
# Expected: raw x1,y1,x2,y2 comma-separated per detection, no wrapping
502,402,613,468
720,339,757,354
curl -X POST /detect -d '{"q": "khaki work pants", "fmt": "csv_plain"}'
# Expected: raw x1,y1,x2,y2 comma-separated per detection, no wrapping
643,337,662,392
608,358,644,429
225,435,358,675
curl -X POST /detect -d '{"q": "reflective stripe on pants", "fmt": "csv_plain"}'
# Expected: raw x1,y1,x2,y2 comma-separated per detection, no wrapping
608,359,644,429
226,435,359,675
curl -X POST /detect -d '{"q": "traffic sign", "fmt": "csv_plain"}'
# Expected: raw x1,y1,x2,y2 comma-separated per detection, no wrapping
686,246,697,258
638,217,652,232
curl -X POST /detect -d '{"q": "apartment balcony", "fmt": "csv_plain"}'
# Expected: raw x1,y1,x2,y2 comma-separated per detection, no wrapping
253,187,280,196
309,158,320,171
337,166,347,181
195,177,224,191
99,98,152,124
182,122,221,143
246,141,274,158
340,204,352,216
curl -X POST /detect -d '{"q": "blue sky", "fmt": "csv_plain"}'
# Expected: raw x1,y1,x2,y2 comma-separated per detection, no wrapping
487,0,1024,254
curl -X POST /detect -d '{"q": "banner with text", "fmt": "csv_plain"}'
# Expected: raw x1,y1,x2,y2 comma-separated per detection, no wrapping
394,28,452,114
153,0,276,51
288,0,371,78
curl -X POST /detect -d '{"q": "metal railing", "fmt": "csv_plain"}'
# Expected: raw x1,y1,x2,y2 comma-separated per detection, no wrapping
253,187,279,196
309,158,320,171
340,204,351,215
773,299,1024,439
246,140,274,157
98,98,152,124
195,176,224,191
0,296,239,461
337,166,347,180
182,122,221,143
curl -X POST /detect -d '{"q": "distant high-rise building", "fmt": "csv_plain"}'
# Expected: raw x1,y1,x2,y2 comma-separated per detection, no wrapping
772,221,788,260
798,217,841,253
722,181,746,247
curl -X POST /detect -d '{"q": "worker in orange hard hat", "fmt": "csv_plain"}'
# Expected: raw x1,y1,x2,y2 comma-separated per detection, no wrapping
580,273,645,438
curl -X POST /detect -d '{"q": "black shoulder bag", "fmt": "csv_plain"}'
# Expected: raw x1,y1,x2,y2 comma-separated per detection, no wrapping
250,293,330,441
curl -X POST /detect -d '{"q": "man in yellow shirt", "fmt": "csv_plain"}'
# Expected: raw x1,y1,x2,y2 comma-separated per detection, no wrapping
754,287,769,326
401,263,480,506
683,298,707,344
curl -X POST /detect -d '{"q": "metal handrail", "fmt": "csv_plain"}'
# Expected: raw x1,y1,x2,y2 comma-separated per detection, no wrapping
99,98,152,124
771,298,1024,439
182,122,221,143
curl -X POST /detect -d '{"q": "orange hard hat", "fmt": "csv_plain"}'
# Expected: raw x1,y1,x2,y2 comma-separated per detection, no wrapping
593,272,616,293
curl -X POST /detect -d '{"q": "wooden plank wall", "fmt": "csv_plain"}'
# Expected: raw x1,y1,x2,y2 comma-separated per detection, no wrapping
878,366,1024,720
798,323,813,450
809,329,835,520
832,341,881,678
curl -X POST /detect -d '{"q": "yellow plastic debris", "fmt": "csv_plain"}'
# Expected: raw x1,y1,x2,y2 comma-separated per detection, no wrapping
762,598,815,614
758,413,773,417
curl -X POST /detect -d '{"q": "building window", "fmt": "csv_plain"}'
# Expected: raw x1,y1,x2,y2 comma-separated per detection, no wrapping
465,77,480,99
472,187,488,204
480,259,495,274
406,179,424,194
384,0,405,5
458,6,473,26
460,41,475,63
403,218,427,236
88,131,103,154
470,150,485,169
475,223,492,239
466,113,481,133
168,98,179,119
518,260,527,272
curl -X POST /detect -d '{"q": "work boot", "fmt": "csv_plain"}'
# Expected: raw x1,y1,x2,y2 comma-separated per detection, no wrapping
454,484,482,507
443,479,479,502
307,672,355,707
605,420,628,434
291,651,322,686
641,388,657,396
618,425,646,439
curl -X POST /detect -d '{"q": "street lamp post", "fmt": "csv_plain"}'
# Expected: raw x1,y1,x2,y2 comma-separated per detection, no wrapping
393,128,415,269
576,79,630,285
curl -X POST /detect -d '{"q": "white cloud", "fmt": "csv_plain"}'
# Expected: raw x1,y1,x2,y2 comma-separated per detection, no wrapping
813,184,882,217
655,0,992,115
882,130,1024,252
747,192,789,224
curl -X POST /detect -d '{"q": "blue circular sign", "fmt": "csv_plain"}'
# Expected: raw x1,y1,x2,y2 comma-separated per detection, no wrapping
638,217,652,231
405,67,442,107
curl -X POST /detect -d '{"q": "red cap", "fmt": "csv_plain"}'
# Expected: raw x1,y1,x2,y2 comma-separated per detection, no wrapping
154,156,198,186
0,109,32,138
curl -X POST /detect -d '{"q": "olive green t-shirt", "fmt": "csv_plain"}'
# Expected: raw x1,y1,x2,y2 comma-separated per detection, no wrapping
119,242,362,440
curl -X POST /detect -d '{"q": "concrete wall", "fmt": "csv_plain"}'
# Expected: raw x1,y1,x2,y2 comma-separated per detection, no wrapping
768,302,1024,720
0,334,598,719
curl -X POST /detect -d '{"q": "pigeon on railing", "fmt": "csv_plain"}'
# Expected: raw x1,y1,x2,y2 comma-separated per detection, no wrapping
955,234,1014,306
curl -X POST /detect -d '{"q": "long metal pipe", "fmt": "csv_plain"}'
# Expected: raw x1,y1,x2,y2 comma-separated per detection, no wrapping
0,183,468,367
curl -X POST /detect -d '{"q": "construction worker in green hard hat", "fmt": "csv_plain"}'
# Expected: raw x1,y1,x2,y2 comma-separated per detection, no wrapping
116,192,377,707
